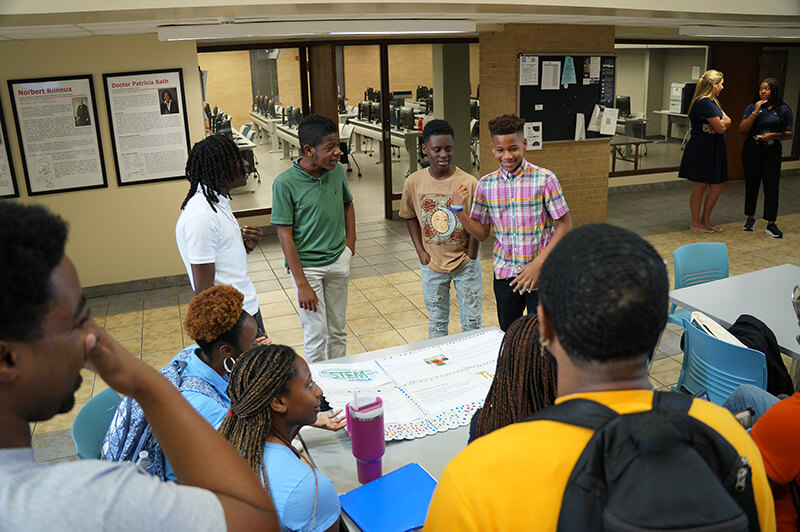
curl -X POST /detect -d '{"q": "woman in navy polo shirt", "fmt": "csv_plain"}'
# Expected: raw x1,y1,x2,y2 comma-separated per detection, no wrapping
739,77,794,238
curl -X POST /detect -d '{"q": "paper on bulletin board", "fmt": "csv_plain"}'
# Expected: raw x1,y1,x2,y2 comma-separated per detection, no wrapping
562,56,577,85
575,113,586,141
541,61,561,90
589,56,601,78
692,66,701,80
524,122,543,150
587,104,602,132
519,55,539,86
600,107,619,135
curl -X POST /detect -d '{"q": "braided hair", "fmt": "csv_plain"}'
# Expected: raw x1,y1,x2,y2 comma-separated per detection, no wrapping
181,134,246,212
473,314,556,439
218,344,307,492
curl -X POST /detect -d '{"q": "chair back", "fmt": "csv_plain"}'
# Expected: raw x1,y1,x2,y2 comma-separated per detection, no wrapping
672,242,728,290
469,119,479,140
669,242,728,325
340,123,356,151
676,319,767,406
71,388,122,459
247,130,256,142
240,124,251,137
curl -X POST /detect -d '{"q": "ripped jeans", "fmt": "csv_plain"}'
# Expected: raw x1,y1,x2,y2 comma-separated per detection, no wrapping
420,258,483,338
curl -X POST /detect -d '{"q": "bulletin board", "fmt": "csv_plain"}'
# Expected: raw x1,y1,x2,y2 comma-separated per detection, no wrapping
518,54,616,143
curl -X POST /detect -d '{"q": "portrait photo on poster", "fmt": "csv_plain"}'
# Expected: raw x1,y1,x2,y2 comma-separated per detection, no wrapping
159,87,179,115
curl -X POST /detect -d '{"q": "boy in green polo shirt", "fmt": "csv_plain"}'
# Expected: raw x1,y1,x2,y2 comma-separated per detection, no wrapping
272,114,356,362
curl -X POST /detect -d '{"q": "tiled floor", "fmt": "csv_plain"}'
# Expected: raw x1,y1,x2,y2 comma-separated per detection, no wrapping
33,172,800,463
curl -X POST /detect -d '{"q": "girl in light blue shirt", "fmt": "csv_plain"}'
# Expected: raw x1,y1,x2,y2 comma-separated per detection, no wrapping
220,344,341,532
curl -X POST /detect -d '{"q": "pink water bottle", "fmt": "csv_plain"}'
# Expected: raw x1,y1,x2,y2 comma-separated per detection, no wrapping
346,393,385,484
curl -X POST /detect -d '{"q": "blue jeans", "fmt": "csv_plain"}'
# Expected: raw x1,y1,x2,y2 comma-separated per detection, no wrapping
722,384,780,421
420,259,483,338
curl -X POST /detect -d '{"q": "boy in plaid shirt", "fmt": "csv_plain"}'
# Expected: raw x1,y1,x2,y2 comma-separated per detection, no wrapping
452,114,572,330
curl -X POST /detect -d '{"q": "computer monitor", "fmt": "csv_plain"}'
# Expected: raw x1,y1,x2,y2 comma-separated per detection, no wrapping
425,97,433,115
398,107,416,130
369,101,382,123
389,104,397,128
358,101,371,121
470,100,479,121
284,105,293,125
266,98,274,117
291,107,302,127
365,88,376,102
616,96,631,118
416,86,430,100
338,96,346,113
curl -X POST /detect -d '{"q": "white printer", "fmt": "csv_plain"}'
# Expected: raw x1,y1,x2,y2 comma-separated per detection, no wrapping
670,82,697,114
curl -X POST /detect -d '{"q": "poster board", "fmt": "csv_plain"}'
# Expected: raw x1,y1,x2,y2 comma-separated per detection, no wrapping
0,101,18,198
103,69,191,186
518,54,616,142
309,328,504,441
7,75,107,196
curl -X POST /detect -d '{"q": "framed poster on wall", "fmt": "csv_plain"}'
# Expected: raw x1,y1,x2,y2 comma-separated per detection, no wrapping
103,68,191,186
0,101,19,198
7,75,107,196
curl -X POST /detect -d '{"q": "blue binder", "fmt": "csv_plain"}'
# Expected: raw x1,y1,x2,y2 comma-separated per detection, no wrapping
339,462,438,532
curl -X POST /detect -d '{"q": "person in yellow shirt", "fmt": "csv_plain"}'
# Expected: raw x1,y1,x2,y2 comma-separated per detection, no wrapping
424,223,775,532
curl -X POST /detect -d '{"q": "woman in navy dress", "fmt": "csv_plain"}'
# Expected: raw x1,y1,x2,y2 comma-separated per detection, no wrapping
678,69,732,234
739,77,794,238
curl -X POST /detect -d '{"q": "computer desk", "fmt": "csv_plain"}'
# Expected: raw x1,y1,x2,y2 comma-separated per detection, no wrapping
249,111,282,152
610,135,653,172
274,122,301,159
348,118,423,176
231,129,255,151
653,110,690,147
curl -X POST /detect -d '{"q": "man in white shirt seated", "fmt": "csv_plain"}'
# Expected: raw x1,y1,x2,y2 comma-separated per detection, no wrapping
0,202,278,532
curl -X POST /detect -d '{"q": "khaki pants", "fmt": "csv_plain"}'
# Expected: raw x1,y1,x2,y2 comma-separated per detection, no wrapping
291,247,352,362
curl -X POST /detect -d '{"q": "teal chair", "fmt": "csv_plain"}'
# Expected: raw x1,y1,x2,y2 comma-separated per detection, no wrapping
71,388,122,459
668,242,728,326
676,318,767,406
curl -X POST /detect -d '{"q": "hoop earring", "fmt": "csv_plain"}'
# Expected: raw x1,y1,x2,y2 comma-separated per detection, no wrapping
540,338,550,349
223,357,236,374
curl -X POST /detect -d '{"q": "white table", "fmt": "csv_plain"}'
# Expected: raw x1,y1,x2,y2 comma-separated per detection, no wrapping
299,327,501,491
348,118,422,177
231,129,255,151
653,110,689,146
274,122,301,159
669,264,800,381
249,111,282,152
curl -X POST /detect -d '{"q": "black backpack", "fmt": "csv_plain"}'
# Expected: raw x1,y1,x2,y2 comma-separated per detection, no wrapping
728,314,793,397
527,391,761,531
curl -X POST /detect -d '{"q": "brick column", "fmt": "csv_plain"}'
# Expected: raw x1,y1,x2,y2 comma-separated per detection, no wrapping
479,24,614,225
